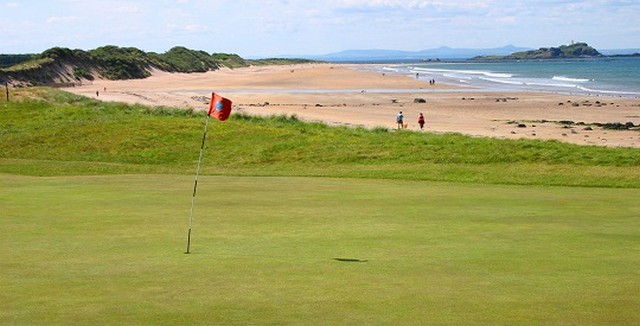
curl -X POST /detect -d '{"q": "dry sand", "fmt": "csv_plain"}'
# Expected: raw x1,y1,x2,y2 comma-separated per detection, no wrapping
66,63,640,148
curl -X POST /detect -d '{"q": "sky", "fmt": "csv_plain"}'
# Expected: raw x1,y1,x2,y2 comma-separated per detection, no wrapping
1,0,639,57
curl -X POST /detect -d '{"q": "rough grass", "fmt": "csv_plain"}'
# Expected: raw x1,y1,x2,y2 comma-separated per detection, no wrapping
1,88,640,187
1,57,54,72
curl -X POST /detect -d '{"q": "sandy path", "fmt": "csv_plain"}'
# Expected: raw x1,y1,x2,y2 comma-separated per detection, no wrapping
66,64,640,148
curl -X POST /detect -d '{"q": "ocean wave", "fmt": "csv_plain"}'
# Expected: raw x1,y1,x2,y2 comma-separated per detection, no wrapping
442,73,471,79
410,67,448,74
478,77,524,85
552,76,592,83
481,77,640,96
482,72,514,78
576,86,640,96
480,77,581,89
381,62,639,98
526,81,580,89
411,67,513,78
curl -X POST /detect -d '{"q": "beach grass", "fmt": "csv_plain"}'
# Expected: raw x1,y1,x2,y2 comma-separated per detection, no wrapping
1,88,640,187
1,174,638,325
1,57,54,72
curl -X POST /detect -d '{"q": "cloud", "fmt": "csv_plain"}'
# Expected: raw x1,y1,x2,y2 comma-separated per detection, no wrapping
0,0,636,56
166,23,210,33
116,5,141,13
46,16,78,24
331,0,490,11
183,24,209,32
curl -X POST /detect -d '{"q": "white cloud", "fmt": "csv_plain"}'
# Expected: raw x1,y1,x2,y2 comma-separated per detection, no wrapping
166,23,209,33
183,24,209,32
0,0,637,56
116,5,141,13
46,16,78,24
331,0,490,11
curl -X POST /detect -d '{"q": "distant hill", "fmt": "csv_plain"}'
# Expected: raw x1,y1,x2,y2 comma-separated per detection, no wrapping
278,45,532,62
0,46,316,86
475,42,603,60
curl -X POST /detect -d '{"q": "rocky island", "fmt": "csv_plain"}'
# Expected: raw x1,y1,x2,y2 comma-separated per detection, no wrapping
475,42,602,60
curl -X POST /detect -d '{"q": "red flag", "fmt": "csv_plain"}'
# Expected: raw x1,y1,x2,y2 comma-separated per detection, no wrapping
208,92,232,121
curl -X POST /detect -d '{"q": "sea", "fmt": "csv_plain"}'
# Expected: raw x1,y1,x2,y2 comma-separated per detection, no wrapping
376,57,640,98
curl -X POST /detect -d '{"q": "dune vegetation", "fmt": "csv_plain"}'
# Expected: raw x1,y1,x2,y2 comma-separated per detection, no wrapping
0,46,317,86
2,87,640,187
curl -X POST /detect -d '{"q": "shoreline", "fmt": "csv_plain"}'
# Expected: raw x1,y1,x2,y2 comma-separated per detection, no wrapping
65,63,640,148
369,59,640,99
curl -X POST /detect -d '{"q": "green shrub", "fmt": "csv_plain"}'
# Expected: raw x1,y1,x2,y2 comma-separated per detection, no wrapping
72,67,93,80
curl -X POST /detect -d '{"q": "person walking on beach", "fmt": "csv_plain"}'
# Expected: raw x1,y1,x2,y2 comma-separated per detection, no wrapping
396,111,404,129
418,112,425,130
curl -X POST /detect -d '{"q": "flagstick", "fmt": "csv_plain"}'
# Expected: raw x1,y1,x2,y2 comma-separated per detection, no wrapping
185,114,211,254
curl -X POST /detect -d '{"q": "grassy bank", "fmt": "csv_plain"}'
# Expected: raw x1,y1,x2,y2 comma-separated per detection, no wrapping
1,87,640,187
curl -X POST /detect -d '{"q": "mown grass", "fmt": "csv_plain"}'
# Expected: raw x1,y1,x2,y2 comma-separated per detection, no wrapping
1,174,638,325
1,87,640,187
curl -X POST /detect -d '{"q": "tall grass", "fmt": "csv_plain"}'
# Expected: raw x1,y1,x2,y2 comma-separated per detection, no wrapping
1,88,639,187
1,57,54,72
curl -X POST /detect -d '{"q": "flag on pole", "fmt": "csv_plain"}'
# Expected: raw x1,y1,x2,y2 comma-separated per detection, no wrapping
186,91,233,254
208,92,232,121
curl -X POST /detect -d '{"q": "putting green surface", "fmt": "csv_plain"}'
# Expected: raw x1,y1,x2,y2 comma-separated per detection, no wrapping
1,174,639,324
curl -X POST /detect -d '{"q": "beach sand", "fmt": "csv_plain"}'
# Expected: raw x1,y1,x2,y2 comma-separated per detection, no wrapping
66,64,640,148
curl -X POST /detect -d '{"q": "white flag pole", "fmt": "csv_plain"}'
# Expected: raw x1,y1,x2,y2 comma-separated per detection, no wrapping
185,113,211,254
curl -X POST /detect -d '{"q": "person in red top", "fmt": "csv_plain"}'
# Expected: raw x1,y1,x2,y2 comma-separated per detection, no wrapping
418,113,425,130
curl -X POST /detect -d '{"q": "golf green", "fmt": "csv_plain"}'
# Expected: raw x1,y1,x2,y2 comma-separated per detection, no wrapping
1,174,638,324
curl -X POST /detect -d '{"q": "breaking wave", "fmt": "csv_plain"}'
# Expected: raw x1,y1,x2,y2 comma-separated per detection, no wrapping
378,58,640,98
552,76,592,83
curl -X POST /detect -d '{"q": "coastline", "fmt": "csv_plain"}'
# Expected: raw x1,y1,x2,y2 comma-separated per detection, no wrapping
65,63,640,148
378,58,640,99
